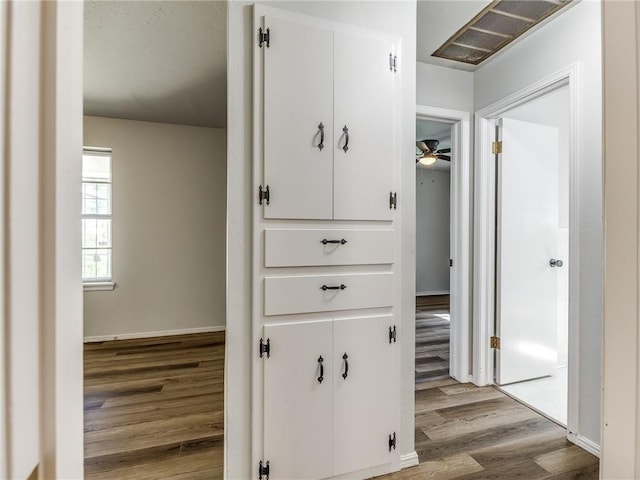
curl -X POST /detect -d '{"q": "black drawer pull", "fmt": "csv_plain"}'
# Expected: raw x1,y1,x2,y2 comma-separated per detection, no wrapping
342,125,349,153
321,284,347,291
317,122,325,151
320,239,347,245
342,353,349,379
317,356,324,383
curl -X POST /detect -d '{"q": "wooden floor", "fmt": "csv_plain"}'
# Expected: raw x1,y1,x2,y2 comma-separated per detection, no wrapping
375,378,599,479
374,299,599,479
416,306,450,383
83,327,598,480
83,332,224,479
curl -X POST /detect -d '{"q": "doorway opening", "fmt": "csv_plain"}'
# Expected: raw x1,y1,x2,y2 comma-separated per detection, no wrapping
414,105,472,386
81,2,228,476
415,119,453,384
493,86,570,426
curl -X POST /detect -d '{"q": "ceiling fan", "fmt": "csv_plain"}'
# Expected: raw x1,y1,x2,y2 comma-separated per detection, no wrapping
416,139,451,166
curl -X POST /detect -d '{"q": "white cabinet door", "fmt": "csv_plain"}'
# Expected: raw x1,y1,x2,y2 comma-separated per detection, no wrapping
333,31,395,221
263,15,334,220
263,320,333,480
332,315,397,476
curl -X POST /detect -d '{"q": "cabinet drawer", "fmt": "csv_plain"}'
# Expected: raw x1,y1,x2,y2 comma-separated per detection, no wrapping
264,272,392,316
264,228,394,267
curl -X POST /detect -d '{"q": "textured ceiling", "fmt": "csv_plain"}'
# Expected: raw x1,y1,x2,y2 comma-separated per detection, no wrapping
84,1,567,128
84,1,227,129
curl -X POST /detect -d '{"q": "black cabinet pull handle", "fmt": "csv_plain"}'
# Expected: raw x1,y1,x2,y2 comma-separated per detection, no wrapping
317,356,324,383
342,353,349,379
318,122,325,151
342,125,349,153
320,239,347,245
321,284,347,291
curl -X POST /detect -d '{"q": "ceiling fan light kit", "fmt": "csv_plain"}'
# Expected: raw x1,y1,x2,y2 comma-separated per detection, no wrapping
417,155,438,167
416,138,451,167
432,0,573,66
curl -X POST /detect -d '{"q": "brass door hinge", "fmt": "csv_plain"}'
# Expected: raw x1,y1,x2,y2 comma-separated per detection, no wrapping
492,141,503,154
490,336,500,349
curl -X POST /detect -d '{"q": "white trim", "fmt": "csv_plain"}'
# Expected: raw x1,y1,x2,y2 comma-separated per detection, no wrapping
567,432,601,458
40,2,85,477
400,452,419,469
0,0,6,475
83,325,225,343
416,104,472,384
473,64,582,436
416,290,450,296
83,281,115,292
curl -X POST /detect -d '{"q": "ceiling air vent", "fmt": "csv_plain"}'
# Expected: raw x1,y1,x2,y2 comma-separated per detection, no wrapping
432,0,572,65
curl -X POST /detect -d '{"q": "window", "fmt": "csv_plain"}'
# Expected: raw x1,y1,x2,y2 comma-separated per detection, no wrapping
82,148,113,289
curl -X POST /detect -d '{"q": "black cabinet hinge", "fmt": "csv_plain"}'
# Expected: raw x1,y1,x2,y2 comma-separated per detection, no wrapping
258,460,270,480
258,185,270,206
258,27,270,48
389,325,397,344
259,338,270,358
388,432,397,451
389,191,397,210
389,53,398,73
449,258,453,267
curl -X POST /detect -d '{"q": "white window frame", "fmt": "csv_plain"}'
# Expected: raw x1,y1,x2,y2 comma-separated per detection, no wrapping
82,147,115,291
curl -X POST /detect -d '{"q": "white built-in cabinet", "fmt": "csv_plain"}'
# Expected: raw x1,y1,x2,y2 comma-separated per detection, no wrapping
263,315,397,480
253,6,401,480
263,15,395,221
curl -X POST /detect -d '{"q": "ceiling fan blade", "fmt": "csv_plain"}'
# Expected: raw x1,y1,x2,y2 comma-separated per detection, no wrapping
416,141,430,153
437,148,451,154
437,154,451,162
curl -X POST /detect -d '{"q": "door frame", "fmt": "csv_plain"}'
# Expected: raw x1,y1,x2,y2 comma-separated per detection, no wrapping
415,105,471,383
473,64,582,442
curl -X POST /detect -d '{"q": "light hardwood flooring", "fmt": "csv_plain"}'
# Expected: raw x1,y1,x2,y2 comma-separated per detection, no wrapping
83,332,224,479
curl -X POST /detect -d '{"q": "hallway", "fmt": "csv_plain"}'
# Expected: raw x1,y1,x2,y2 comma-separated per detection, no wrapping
372,297,598,478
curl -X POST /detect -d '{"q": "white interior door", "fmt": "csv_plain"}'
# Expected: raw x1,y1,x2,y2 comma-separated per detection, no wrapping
496,118,560,385
333,315,397,476
263,15,334,220
263,320,333,480
333,30,394,221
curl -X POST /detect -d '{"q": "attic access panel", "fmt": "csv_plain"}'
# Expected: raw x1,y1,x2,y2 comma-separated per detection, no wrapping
432,0,572,66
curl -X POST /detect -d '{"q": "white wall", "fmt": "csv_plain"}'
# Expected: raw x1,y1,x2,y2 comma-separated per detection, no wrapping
226,2,417,478
2,1,84,477
83,116,226,338
6,3,41,476
417,61,473,112
474,0,602,446
601,2,640,477
416,167,450,295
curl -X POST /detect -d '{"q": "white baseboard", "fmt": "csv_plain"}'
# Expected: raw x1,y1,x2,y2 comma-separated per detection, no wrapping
83,325,226,343
416,291,450,296
568,432,600,457
400,451,419,469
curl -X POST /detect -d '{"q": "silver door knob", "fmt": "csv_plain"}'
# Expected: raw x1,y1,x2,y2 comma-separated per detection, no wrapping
549,259,564,268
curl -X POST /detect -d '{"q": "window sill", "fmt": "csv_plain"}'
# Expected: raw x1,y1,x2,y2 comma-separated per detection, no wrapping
83,281,116,292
